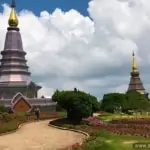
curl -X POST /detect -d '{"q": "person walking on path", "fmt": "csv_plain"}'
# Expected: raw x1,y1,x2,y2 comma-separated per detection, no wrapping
34,107,40,120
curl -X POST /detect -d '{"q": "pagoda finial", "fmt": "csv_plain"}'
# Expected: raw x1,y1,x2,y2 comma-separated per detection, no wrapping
132,51,138,72
11,0,16,7
8,0,19,27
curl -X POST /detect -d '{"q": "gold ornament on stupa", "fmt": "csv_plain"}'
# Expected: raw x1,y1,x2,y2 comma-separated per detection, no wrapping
8,0,19,27
132,51,138,72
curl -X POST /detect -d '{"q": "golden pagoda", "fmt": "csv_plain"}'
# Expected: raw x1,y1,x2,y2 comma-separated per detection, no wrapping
127,51,145,94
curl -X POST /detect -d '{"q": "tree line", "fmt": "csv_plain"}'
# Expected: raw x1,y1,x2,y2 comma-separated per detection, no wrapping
52,89,150,124
100,92,150,113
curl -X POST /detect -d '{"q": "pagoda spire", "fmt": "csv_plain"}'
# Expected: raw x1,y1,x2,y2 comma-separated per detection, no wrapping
8,0,19,27
132,51,138,72
127,51,146,94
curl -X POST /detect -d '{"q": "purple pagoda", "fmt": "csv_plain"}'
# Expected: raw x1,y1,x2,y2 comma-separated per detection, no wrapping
0,0,56,112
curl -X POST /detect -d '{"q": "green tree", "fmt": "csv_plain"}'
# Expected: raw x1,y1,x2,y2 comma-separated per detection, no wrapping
100,93,126,112
88,94,100,116
52,89,98,124
100,92,150,113
126,92,149,110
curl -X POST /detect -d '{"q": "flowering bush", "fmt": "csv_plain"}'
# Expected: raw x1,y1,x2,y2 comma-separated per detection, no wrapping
84,116,102,126
72,143,82,149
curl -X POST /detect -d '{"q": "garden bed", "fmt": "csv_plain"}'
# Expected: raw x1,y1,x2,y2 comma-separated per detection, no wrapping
0,112,62,134
105,118,150,137
50,117,150,150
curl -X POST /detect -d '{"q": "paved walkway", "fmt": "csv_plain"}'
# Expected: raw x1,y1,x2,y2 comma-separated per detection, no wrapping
0,120,86,150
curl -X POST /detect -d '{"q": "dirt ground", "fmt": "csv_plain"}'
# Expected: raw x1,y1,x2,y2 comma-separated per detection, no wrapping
0,120,86,150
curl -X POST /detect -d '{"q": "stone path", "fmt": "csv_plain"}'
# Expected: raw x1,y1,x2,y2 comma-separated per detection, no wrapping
0,120,86,150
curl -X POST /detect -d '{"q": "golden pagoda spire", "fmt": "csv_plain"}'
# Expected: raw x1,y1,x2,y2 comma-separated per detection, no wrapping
132,51,138,72
8,0,19,27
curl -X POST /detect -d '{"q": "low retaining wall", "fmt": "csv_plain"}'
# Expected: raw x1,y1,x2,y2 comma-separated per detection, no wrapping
49,123,89,139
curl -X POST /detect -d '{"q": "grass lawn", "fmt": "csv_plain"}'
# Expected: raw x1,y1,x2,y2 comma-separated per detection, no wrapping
99,113,150,122
82,129,150,150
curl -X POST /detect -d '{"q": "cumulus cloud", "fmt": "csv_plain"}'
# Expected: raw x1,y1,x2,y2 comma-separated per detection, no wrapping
0,0,150,98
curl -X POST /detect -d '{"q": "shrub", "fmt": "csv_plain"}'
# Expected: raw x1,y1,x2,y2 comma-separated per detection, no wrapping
0,121,17,133
52,89,99,124
56,103,65,111
2,113,14,122
84,116,102,126
0,105,6,112
24,112,31,116
0,113,2,120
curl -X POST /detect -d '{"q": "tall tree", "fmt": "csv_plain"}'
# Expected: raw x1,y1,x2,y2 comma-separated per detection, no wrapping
52,89,99,124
